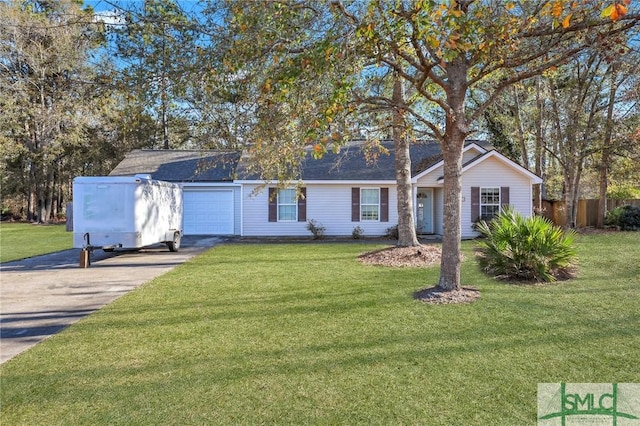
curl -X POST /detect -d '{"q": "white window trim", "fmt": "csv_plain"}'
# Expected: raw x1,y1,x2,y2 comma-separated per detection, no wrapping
360,188,380,222
480,187,501,220
277,188,297,222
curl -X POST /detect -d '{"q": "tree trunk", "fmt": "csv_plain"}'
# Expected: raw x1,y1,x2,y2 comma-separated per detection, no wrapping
161,87,169,150
27,162,36,221
438,58,468,291
598,66,617,228
597,150,610,228
533,76,544,210
563,156,582,229
392,77,419,247
37,187,46,223
44,168,55,222
394,140,418,247
161,22,170,150
27,188,35,222
512,86,529,168
438,141,464,291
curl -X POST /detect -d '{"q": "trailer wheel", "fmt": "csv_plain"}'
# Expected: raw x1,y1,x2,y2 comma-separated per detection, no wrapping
167,232,181,252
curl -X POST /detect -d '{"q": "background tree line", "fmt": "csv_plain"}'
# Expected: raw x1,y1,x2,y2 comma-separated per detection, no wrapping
1,0,639,229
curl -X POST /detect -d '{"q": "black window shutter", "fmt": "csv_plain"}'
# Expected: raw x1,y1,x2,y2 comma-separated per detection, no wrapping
471,187,480,222
298,187,307,222
268,188,277,222
380,188,389,222
351,188,360,222
501,187,510,208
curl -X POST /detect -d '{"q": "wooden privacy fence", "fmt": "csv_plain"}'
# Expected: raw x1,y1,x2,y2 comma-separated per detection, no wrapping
538,199,640,227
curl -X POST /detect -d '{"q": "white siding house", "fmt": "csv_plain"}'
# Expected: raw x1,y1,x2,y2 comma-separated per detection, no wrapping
109,141,542,239
240,183,399,237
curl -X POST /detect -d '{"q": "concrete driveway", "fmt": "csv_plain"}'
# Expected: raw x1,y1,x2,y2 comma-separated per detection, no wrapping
0,236,221,364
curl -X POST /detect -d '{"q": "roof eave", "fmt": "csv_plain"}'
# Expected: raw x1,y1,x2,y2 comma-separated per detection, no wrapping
235,179,397,185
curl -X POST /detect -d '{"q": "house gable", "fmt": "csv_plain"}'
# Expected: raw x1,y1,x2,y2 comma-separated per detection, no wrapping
435,150,543,184
411,142,489,183
455,154,539,237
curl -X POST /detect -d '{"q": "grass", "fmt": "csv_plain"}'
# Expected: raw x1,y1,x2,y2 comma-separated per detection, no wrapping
1,232,639,424
0,222,71,263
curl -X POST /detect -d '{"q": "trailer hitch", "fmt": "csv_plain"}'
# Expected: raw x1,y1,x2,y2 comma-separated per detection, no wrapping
80,233,92,268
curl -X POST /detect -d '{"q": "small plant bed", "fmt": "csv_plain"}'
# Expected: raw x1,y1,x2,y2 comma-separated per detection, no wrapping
358,244,441,267
413,286,480,304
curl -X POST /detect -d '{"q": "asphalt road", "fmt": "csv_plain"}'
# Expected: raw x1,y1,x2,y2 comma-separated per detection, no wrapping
0,236,221,364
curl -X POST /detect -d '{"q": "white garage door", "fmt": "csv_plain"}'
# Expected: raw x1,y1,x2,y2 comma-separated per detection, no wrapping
183,190,234,235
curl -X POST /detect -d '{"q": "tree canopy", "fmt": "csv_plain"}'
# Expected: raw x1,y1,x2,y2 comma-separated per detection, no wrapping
216,0,639,290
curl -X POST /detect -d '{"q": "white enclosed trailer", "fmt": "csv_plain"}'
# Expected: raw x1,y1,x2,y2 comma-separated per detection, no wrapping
72,175,183,252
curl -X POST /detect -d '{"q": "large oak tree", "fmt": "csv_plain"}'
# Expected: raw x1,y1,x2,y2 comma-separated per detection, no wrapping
220,0,638,291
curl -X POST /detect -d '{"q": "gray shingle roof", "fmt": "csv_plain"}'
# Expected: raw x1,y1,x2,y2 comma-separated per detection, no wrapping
293,141,446,181
109,150,240,182
109,140,491,182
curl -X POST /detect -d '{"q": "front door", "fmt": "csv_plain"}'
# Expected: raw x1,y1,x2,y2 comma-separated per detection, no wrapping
416,188,433,234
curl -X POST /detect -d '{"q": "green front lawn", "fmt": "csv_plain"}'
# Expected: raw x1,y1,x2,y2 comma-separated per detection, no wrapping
0,222,72,263
1,233,639,424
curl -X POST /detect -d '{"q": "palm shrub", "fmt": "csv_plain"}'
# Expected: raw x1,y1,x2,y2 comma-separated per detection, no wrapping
475,206,577,282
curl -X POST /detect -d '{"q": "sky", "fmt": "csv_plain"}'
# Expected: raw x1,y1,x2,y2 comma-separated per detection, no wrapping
85,0,206,18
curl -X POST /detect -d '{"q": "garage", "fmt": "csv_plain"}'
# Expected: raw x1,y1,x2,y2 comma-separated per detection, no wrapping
183,189,234,235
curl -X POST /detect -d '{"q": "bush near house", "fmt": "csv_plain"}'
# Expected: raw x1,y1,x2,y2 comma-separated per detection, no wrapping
352,225,364,239
306,219,326,239
385,225,399,239
475,207,577,282
605,205,640,231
